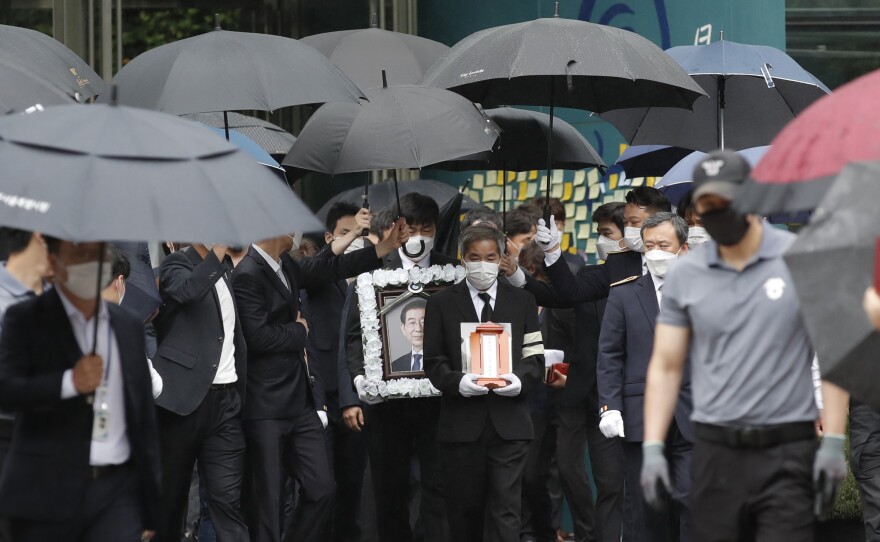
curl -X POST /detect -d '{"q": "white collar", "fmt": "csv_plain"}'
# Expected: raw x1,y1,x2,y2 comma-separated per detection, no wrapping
651,273,665,293
252,244,282,273
466,277,499,301
56,287,109,323
398,248,430,270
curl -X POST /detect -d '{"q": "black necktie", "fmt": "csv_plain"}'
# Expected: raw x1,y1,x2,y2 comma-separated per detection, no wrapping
411,353,422,371
478,292,493,323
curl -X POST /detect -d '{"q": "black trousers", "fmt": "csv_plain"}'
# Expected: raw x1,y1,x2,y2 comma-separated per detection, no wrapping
554,402,624,542
691,435,815,542
156,387,249,542
441,422,529,542
521,412,558,542
244,409,335,542
851,399,880,541
324,391,368,542
365,398,448,542
11,463,144,542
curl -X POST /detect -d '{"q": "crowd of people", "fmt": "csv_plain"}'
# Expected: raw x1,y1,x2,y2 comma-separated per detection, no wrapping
0,150,878,542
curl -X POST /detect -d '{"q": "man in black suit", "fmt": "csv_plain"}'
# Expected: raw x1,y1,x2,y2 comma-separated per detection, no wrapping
424,224,544,542
153,243,250,542
234,219,407,542
344,193,458,542
391,300,427,373
0,239,160,541
598,212,694,542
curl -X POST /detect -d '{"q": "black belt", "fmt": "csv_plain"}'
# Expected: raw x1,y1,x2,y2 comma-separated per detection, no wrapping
210,382,236,390
90,461,131,480
694,422,815,449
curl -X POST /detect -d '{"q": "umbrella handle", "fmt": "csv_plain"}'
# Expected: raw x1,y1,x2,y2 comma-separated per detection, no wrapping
361,180,370,237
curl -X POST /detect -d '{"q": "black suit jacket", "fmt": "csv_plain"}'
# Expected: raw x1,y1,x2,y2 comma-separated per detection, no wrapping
153,248,247,416
423,281,544,443
234,245,382,420
597,274,693,442
391,352,421,373
0,290,161,526
345,250,459,381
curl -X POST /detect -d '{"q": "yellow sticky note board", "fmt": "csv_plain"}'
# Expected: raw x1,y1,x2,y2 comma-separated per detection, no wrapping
609,174,618,190
577,224,591,240
589,184,601,200
615,189,626,201
631,177,644,187
517,182,528,200
575,206,588,221
539,176,548,190
586,238,597,254
562,183,573,200
592,222,598,233
526,183,538,198
483,186,502,202
529,170,538,180
573,170,586,186
602,195,615,204
552,169,564,184
565,203,576,219
574,186,587,202
561,233,570,251
472,174,485,189
551,184,564,198
517,171,527,182
587,169,599,186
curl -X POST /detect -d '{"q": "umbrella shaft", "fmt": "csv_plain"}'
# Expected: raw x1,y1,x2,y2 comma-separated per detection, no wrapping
545,79,555,223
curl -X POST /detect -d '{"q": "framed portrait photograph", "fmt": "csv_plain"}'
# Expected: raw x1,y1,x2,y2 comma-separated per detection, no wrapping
354,264,466,400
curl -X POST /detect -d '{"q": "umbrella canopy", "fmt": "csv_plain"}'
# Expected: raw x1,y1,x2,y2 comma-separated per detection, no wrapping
420,16,704,112
182,111,295,157
614,145,694,179
736,68,880,215
0,24,104,101
656,146,769,205
601,39,830,152
428,107,605,172
283,82,500,175
301,25,449,90
0,57,75,114
316,179,479,220
113,241,161,323
0,103,321,244
783,161,880,410
108,24,364,115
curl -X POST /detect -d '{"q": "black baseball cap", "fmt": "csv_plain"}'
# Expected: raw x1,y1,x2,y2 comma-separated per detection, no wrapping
692,150,751,201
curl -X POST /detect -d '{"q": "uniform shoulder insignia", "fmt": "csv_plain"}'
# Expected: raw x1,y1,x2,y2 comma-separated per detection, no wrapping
610,275,639,287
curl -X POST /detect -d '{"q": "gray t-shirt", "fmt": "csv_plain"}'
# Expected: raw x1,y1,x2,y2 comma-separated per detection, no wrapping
659,225,817,427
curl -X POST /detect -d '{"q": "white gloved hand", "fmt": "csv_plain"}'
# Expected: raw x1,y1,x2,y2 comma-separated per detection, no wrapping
493,373,522,397
459,374,490,397
317,410,329,429
354,375,384,405
536,216,560,252
599,410,625,438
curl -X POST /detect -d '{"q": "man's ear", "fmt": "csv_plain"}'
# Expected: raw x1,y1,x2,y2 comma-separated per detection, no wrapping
324,232,333,244
681,242,690,254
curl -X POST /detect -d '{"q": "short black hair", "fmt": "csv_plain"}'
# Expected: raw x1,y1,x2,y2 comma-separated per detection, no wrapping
531,197,566,222
592,202,626,233
504,208,536,237
399,193,439,229
45,236,63,255
518,241,547,282
624,186,671,214
676,190,695,221
0,228,34,258
399,299,427,323
108,245,131,281
325,202,361,233
461,207,502,230
459,223,505,256
370,208,397,241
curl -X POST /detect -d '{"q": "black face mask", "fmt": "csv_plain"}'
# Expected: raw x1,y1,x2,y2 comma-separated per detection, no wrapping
700,207,750,246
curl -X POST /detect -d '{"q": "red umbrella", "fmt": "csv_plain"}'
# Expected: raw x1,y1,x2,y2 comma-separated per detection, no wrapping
736,68,880,214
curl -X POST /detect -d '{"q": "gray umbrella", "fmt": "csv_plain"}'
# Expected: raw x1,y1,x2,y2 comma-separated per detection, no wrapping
0,23,104,101
783,161,880,410
108,20,363,116
602,39,830,152
301,21,449,90
0,102,320,244
283,77,500,175
316,179,479,220
0,57,75,114
181,112,296,158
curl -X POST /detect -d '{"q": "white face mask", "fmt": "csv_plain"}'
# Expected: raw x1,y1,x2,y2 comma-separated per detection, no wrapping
402,235,434,262
623,227,644,253
644,248,680,278
344,238,366,255
464,261,499,291
63,261,112,300
687,226,711,247
596,235,626,261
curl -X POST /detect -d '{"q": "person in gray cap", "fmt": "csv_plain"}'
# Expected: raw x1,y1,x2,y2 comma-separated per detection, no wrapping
639,149,850,541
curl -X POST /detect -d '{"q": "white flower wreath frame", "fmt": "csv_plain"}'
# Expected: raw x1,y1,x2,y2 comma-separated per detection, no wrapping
355,263,466,400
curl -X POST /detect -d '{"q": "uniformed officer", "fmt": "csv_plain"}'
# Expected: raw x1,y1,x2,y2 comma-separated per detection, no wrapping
640,150,850,541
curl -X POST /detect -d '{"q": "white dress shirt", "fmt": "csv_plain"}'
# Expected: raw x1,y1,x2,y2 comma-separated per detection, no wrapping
252,244,289,290
398,249,431,270
58,290,130,466
213,276,238,385
651,273,665,308
466,278,498,317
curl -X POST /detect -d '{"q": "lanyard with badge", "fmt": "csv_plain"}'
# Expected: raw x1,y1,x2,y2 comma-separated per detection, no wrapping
92,322,112,443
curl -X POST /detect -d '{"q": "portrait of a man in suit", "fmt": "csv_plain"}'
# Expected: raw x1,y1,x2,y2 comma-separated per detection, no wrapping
390,299,427,373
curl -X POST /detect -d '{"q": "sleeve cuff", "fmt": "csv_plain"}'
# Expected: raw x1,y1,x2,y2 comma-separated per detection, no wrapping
60,369,78,399
508,266,527,288
543,248,562,267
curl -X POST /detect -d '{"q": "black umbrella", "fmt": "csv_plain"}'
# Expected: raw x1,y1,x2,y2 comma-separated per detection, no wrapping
181,112,296,159
614,145,693,179
420,7,704,216
301,18,449,90
601,39,830,152
783,161,880,410
108,17,364,139
0,101,321,244
0,23,104,101
435,188,468,260
0,57,75,114
316,179,479,220
113,242,162,324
